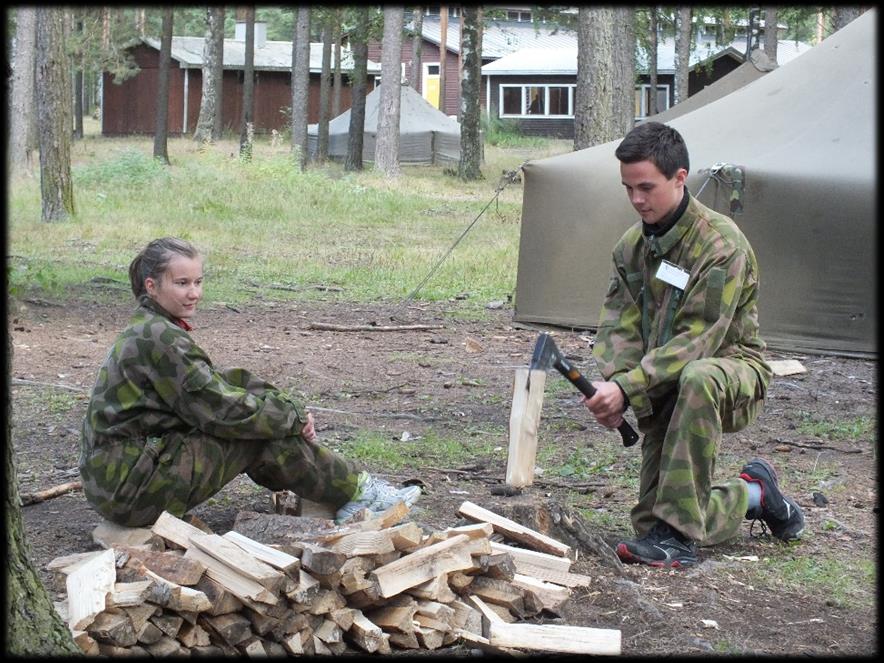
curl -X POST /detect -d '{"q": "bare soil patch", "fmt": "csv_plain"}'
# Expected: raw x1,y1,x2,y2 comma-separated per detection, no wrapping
9,297,877,656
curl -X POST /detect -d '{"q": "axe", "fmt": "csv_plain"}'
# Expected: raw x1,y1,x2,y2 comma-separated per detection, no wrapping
530,332,639,447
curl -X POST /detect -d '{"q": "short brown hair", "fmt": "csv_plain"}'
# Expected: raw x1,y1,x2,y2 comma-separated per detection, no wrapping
128,237,200,298
615,122,690,179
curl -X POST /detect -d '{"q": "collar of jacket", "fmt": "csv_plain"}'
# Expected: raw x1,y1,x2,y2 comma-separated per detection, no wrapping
136,294,194,331
642,190,696,258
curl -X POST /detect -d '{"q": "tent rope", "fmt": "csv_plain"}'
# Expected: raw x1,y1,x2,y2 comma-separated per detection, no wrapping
390,162,527,320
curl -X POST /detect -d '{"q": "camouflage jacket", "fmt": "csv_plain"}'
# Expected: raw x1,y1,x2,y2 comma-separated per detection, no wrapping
81,296,308,450
593,193,771,420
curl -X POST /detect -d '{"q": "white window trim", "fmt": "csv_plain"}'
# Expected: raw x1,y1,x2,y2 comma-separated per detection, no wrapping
634,83,670,119
498,83,575,119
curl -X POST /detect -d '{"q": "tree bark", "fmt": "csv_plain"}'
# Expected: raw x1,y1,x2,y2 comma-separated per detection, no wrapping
5,331,80,655
438,6,448,113
612,7,635,136
457,6,482,180
410,6,423,90
9,6,37,176
194,7,225,143
35,6,75,221
239,6,256,160
291,6,311,170
375,6,404,177
212,7,226,140
647,7,659,116
73,11,84,140
832,6,863,32
574,7,617,151
345,6,370,172
317,15,333,162
153,7,173,164
673,6,691,106
332,10,343,118
763,7,778,62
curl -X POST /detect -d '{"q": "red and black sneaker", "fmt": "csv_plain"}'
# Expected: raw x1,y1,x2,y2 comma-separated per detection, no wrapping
740,458,805,542
616,520,697,568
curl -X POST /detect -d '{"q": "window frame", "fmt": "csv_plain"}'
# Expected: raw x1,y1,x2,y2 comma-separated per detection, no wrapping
498,83,575,119
634,83,671,119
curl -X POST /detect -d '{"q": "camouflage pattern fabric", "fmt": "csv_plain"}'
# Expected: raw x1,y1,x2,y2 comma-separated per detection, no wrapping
593,194,772,545
80,296,360,527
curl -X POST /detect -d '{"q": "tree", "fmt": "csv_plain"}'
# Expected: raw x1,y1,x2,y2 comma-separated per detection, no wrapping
153,7,173,165
612,7,635,136
193,7,225,143
673,6,692,106
457,6,482,180
762,7,778,62
345,6,370,172
438,5,448,112
410,6,423,90
647,6,659,116
574,7,617,151
73,10,85,140
832,6,863,32
332,9,343,118
239,6,256,160
291,6,311,170
5,314,80,656
317,13,333,162
9,6,38,176
375,6,404,177
35,6,75,221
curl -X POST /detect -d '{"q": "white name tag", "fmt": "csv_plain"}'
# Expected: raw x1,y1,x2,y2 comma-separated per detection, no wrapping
655,260,690,290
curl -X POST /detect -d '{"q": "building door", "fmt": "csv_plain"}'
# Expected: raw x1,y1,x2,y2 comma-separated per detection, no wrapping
423,63,441,109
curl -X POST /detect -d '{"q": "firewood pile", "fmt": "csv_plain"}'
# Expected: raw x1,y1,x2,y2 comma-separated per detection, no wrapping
47,500,621,656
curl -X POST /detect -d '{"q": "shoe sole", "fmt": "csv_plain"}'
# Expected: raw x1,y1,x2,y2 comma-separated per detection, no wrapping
615,543,695,569
742,458,805,542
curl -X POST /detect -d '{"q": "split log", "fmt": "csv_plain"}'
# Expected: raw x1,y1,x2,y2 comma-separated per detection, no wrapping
510,574,571,614
202,612,253,647
151,510,213,549
136,621,164,645
347,610,385,653
66,548,117,630
371,534,474,598
20,479,82,506
506,368,547,487
222,530,300,574
195,575,245,615
87,610,138,647
105,580,154,608
291,542,347,576
190,533,287,592
488,622,621,655
457,501,572,558
120,545,207,585
150,612,185,639
183,546,279,605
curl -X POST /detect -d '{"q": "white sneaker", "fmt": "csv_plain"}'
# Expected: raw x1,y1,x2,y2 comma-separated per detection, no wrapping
335,472,422,524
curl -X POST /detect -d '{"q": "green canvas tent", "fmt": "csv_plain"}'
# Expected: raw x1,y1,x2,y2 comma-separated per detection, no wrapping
513,10,876,358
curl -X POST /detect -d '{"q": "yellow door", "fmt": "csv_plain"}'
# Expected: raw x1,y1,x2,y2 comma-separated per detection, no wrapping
423,64,441,109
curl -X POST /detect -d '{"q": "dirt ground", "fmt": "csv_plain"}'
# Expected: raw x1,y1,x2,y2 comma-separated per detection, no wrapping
9,295,878,656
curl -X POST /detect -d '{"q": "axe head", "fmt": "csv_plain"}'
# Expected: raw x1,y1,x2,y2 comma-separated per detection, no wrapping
529,332,561,371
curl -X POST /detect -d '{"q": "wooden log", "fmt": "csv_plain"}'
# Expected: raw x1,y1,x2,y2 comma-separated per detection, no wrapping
203,612,253,647
450,599,483,636
281,632,303,654
240,637,269,657
123,603,160,635
314,618,344,644
20,479,82,506
456,629,525,657
177,621,211,648
406,572,457,602
506,368,547,487
92,519,164,550
222,530,300,574
347,610,385,653
47,550,106,592
145,635,188,656
386,522,424,550
468,576,530,618
331,529,396,557
87,610,137,647
488,622,621,655
286,569,321,603
329,607,356,632
468,551,517,580
168,585,212,613
150,612,184,639
190,532,286,592
457,501,572,558
136,621,164,645
511,574,571,614
388,630,421,649
311,634,332,655
97,643,148,657
371,534,474,598
183,546,279,605
448,571,475,593
414,625,445,650
307,588,347,615
120,545,207,585
489,541,572,574
71,630,99,655
232,511,338,545
294,542,348,576
195,575,244,615
105,580,154,608
365,604,417,634
66,548,116,630
151,510,212,549
465,594,509,637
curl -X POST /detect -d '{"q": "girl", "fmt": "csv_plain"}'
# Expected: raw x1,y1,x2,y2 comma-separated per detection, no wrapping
79,237,420,527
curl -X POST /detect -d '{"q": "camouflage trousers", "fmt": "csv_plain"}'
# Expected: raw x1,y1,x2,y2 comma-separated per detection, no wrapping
632,357,766,546
80,431,362,528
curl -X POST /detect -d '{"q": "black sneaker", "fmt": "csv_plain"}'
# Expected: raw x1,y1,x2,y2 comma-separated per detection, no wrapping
615,520,697,568
740,458,805,541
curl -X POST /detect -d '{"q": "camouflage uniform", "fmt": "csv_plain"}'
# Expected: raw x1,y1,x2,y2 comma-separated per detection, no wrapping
593,193,772,545
79,296,361,527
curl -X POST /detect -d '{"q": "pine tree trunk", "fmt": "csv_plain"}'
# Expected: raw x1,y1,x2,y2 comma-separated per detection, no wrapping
239,7,255,159
73,12,84,140
194,7,224,143
647,7,659,116
411,7,423,91
5,334,80,655
212,7,226,140
438,6,448,113
763,7,778,62
832,7,863,32
574,7,617,150
153,7,173,164
673,6,691,106
9,6,37,176
345,7,370,172
612,7,635,136
332,11,342,118
317,17,333,162
457,6,482,180
35,6,75,221
375,6,404,177
291,6,311,170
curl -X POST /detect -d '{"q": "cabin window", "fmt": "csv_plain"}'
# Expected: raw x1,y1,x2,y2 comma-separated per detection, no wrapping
634,84,670,119
499,84,574,118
